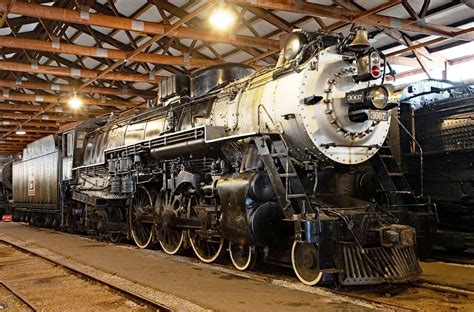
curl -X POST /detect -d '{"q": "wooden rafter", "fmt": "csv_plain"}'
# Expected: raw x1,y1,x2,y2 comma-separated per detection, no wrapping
0,0,280,50
228,0,474,41
0,0,472,152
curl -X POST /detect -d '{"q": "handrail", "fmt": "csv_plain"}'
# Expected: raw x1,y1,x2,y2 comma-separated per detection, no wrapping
392,114,424,197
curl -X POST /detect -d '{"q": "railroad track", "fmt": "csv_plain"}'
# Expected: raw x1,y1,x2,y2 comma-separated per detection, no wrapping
0,280,38,311
3,225,473,311
242,263,474,312
329,278,474,311
0,239,171,312
143,244,474,312
432,251,474,266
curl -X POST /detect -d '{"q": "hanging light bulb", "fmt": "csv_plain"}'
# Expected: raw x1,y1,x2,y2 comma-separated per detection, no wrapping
16,126,26,135
68,92,82,109
209,0,236,31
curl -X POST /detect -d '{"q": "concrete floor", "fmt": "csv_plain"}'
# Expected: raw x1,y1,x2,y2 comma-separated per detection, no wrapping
1,222,473,311
0,222,374,311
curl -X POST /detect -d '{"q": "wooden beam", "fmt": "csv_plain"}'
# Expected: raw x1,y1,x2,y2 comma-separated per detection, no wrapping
327,0,402,31
0,112,87,122
0,127,57,134
0,79,156,99
404,37,444,78
2,119,62,127
244,6,293,33
2,0,215,138
2,135,43,140
0,91,142,107
0,91,140,108
386,26,474,56
386,55,421,67
0,0,280,50
229,0,474,41
392,53,474,80
0,149,24,152
0,102,107,115
0,36,221,68
332,1,450,76
0,61,161,84
0,0,14,28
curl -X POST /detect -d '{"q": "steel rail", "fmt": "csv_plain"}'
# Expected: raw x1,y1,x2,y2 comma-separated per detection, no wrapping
0,280,38,311
0,239,171,312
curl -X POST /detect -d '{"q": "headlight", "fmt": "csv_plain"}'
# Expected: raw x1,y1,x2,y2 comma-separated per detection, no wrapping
367,86,388,109
284,33,304,61
370,52,380,65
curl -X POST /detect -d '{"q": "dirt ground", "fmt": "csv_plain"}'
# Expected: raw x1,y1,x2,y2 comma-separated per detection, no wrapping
0,243,153,311
0,284,30,311
345,283,474,312
0,222,373,311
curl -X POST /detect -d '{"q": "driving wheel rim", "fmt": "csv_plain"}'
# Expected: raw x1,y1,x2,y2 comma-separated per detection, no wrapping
130,186,154,249
189,231,225,263
187,195,224,263
157,190,185,255
108,232,122,244
229,241,257,271
291,241,323,286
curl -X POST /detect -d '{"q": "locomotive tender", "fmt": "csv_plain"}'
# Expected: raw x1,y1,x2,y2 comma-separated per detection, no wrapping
7,28,421,286
398,80,474,251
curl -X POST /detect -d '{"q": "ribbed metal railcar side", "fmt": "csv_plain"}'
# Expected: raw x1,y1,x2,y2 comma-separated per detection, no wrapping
12,135,59,210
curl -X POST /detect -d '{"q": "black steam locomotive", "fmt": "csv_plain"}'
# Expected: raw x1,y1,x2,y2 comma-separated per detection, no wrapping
4,28,424,286
397,79,474,251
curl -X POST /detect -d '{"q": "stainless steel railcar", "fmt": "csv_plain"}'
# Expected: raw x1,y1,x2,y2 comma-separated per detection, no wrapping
10,136,61,226
8,28,424,286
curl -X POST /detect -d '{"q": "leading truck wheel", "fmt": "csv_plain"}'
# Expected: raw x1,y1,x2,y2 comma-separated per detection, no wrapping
229,241,257,271
129,186,154,249
291,241,323,286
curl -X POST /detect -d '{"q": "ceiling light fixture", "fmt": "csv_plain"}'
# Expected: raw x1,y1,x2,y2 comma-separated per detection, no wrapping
16,126,26,135
68,92,83,109
209,0,235,31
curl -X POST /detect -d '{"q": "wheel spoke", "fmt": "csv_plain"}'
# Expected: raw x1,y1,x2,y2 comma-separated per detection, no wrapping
158,190,185,255
187,192,223,263
130,187,153,249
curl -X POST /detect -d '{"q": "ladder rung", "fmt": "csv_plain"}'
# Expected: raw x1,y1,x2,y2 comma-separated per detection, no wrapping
287,194,306,199
271,153,288,157
388,172,404,176
377,190,413,194
279,173,298,178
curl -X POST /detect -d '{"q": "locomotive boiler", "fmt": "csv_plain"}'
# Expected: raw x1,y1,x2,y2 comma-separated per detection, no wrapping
9,28,421,286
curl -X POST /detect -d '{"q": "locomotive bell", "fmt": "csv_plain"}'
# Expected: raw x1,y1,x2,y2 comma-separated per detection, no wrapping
348,28,371,51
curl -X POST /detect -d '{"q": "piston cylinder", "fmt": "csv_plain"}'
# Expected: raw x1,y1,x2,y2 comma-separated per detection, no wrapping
121,175,135,193
110,176,121,194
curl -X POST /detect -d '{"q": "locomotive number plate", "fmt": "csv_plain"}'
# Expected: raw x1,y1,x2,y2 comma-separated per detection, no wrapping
368,110,389,121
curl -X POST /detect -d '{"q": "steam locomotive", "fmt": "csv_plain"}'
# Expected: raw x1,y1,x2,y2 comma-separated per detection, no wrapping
3,28,423,286
397,79,474,252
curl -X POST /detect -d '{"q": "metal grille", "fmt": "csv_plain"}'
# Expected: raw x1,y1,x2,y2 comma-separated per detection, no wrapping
340,244,422,285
